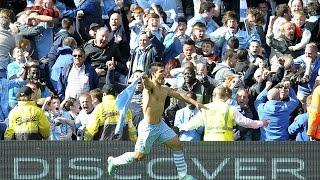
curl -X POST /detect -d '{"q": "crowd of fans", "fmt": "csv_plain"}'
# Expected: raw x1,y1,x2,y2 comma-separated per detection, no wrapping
0,0,320,141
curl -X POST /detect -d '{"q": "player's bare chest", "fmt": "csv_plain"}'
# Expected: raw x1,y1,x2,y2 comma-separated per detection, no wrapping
149,90,166,102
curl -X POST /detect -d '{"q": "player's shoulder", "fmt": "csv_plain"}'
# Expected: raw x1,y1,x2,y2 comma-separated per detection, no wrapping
161,84,171,90
161,85,177,95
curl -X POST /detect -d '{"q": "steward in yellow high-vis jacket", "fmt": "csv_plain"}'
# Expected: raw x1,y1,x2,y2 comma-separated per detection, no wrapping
84,85,137,141
5,86,50,140
180,86,269,141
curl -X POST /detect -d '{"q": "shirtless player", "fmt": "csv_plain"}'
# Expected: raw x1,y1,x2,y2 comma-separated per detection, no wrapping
107,62,204,179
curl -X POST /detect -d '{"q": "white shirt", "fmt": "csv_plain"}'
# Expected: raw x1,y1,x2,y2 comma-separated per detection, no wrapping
75,109,92,131
65,64,90,99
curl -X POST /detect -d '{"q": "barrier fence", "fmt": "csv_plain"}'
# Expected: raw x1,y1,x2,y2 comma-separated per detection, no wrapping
0,141,318,179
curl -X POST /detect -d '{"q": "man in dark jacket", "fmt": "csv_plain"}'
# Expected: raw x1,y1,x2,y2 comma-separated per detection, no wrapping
83,27,128,87
57,47,99,100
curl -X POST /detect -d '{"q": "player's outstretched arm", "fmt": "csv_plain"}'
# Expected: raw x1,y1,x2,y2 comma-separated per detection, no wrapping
167,88,206,110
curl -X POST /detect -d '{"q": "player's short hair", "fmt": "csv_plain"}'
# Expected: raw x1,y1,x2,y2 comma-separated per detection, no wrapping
149,62,164,77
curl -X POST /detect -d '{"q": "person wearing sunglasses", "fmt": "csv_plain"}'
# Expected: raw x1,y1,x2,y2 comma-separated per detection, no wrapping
57,47,99,101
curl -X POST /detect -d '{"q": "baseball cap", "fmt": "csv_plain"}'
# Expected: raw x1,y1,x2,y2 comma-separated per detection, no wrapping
17,86,33,99
102,84,115,95
89,23,100,30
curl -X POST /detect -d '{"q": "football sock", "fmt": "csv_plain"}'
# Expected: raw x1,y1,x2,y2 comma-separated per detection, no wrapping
112,152,136,166
173,150,187,178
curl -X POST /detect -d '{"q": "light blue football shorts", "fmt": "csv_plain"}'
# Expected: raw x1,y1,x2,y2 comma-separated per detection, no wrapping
134,119,176,154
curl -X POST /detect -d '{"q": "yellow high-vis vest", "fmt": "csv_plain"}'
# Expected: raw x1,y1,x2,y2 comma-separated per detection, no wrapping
202,100,235,141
